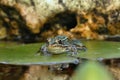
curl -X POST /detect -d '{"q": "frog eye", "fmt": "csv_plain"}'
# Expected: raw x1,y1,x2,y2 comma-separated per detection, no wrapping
58,40,62,44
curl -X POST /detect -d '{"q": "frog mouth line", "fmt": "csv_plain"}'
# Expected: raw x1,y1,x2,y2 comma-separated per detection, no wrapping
49,44,86,49
49,44,69,47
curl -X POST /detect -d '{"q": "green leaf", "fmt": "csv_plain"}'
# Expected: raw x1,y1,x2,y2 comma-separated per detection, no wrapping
0,43,78,65
72,61,114,80
77,41,120,59
0,41,120,65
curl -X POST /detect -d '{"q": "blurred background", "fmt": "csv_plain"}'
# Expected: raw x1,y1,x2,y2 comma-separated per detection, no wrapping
0,0,120,43
0,0,120,80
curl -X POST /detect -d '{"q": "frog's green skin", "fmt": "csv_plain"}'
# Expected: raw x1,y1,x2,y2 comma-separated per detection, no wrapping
36,35,86,56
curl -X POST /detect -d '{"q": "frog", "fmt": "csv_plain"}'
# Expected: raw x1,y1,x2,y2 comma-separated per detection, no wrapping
36,35,86,56
44,35,70,55
53,35,87,52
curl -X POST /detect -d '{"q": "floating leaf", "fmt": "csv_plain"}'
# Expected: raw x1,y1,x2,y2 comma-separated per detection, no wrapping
72,61,114,80
0,41,120,65
0,43,78,65
77,41,120,59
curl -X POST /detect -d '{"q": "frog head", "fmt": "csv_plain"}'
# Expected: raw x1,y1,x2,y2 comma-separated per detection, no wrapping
47,35,68,45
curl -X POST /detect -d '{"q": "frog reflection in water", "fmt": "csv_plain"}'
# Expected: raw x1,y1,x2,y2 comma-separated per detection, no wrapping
36,35,87,56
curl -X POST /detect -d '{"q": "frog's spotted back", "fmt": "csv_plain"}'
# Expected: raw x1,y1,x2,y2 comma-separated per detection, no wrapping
55,35,68,40
37,35,87,56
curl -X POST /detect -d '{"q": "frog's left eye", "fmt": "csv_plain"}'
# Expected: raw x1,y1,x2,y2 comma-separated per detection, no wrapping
58,40,62,44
